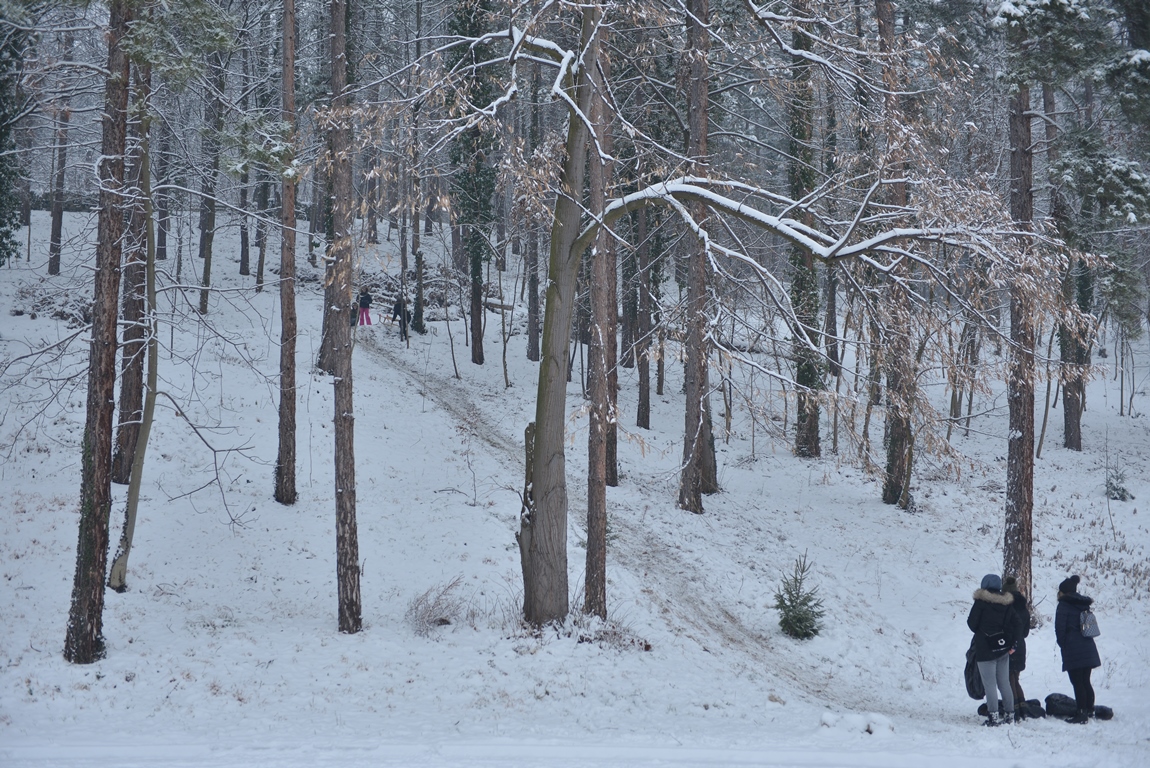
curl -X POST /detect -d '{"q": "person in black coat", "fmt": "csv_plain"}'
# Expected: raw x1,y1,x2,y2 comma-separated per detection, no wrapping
1055,574,1101,724
1002,575,1031,719
391,295,411,341
357,288,373,326
967,573,1017,725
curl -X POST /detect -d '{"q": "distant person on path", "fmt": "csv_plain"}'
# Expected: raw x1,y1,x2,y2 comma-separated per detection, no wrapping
357,288,373,326
1002,575,1031,719
391,295,411,341
967,573,1017,726
1055,574,1101,724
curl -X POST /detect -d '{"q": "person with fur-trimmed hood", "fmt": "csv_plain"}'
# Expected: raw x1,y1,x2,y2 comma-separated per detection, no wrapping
1002,575,1031,719
1055,574,1101,724
967,573,1018,726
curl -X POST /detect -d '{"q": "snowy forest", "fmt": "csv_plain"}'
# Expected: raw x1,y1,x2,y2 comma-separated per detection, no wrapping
2,0,1150,766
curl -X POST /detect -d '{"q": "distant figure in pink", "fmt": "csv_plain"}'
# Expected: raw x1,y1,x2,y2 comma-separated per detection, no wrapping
357,288,373,326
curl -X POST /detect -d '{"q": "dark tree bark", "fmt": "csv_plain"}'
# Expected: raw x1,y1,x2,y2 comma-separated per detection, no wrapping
1050,81,1090,451
238,42,251,277
636,207,652,429
789,0,821,459
1004,79,1035,600
526,63,541,363
111,63,152,486
275,0,299,506
254,175,269,292
585,28,612,619
411,1,426,336
470,231,485,364
154,130,169,261
64,0,131,665
518,5,599,626
365,144,379,244
109,71,157,593
877,0,913,507
48,32,73,277
330,0,361,634
197,51,225,315
678,0,718,512
620,242,636,369
315,132,341,374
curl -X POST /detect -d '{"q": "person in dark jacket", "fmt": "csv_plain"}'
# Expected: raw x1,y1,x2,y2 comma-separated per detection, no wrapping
1055,574,1101,724
967,573,1017,726
1002,575,1031,718
357,288,373,326
391,295,411,341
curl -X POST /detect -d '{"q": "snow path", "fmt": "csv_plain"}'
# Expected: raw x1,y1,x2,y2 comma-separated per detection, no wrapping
0,742,1029,768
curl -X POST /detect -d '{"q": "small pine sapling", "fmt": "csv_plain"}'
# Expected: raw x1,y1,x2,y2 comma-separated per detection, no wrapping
1104,437,1135,502
774,553,825,640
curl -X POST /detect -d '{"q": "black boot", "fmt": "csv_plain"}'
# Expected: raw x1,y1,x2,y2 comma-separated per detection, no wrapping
1066,710,1090,724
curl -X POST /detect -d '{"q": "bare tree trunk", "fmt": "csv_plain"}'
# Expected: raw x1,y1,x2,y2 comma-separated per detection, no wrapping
678,0,716,512
65,0,131,665
470,225,485,364
155,129,169,261
48,31,73,277
111,63,152,486
411,1,426,336
330,0,361,634
518,4,599,626
275,0,299,506
197,52,225,315
585,29,612,619
365,144,379,244
1004,80,1035,600
636,207,651,429
620,242,636,369
238,40,251,277
1054,81,1091,451
789,0,821,459
526,63,541,362
254,175,269,292
109,94,157,592
877,0,913,507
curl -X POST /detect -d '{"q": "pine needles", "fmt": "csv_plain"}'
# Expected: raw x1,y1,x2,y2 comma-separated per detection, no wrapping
774,553,825,640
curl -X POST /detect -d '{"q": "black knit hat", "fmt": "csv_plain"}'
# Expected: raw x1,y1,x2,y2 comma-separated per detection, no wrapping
1059,574,1080,594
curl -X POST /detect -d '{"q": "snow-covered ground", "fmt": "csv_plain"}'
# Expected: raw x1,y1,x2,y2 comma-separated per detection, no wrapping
2,210,1149,767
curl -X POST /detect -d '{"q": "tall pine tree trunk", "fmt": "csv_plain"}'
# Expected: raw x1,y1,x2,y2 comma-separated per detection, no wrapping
526,62,541,362
155,128,169,261
275,0,299,506
111,63,152,486
109,91,157,592
789,1,821,458
48,31,73,277
238,42,251,277
470,226,485,363
585,28,612,618
877,0,913,507
64,0,131,665
330,0,361,633
1053,81,1090,451
678,0,717,512
197,52,225,315
636,207,652,430
1004,79,1035,599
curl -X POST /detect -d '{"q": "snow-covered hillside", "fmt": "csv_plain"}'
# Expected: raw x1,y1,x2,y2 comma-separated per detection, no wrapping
2,211,1148,767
